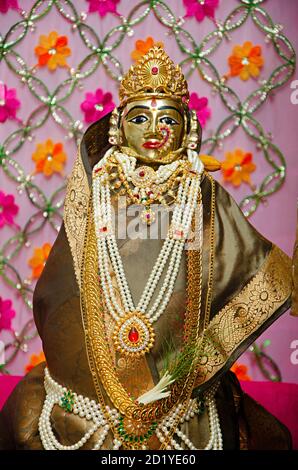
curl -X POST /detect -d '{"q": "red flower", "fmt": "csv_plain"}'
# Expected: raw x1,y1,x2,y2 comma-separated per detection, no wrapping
189,92,211,128
34,32,71,71
0,0,19,14
32,139,67,177
25,351,46,374
183,0,219,22
131,37,164,62
80,88,115,123
221,148,256,187
0,191,19,228
28,243,52,279
231,362,252,381
86,0,120,17
228,41,264,81
0,82,21,123
0,297,15,331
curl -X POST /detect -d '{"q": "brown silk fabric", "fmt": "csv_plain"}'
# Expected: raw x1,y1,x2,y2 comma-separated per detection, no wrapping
0,115,292,450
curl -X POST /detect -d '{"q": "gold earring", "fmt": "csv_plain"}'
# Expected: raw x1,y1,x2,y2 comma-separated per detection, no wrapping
108,107,122,145
184,110,200,150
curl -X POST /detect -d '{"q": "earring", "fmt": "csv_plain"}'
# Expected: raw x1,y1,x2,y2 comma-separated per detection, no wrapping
184,110,200,150
108,107,122,145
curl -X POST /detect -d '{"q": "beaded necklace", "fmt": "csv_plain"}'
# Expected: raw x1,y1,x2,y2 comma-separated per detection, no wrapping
80,149,217,449
92,149,203,359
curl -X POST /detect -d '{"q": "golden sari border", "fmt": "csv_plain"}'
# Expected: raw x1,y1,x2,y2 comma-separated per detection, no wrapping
194,245,292,387
63,149,90,288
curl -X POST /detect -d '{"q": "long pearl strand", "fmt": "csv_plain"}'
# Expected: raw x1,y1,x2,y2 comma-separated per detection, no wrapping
156,384,223,450
39,368,222,451
92,151,202,326
38,368,109,450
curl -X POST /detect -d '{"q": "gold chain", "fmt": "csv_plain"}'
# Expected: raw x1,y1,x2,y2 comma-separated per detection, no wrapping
80,207,119,443
160,172,216,449
203,172,216,330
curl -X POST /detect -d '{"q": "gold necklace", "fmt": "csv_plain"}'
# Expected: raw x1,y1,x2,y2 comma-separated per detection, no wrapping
203,172,216,330
80,175,216,449
81,199,203,416
105,152,191,209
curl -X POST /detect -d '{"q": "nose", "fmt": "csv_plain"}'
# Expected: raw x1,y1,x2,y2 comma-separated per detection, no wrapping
149,112,158,133
146,113,161,138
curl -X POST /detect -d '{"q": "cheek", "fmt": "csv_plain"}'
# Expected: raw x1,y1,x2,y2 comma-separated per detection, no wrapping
167,125,183,149
175,124,184,143
122,122,145,145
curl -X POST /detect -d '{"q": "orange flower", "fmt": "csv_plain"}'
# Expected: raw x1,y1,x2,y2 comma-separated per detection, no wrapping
221,148,256,187
28,243,52,279
32,139,67,177
131,37,164,62
34,31,71,71
228,41,264,81
230,362,252,381
25,351,46,374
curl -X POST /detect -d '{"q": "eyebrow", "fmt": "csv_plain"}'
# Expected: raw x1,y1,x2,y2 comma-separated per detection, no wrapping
125,105,183,119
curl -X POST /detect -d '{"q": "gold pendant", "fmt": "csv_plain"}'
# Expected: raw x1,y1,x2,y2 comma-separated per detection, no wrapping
140,207,156,225
130,166,156,188
113,311,155,358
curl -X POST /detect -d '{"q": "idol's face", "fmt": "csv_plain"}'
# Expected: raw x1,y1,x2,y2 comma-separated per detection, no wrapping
120,98,185,163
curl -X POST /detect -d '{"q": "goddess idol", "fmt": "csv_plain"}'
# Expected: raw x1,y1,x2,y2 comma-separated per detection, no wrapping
0,47,293,450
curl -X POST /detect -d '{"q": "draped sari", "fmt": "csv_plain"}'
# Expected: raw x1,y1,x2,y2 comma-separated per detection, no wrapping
0,113,293,450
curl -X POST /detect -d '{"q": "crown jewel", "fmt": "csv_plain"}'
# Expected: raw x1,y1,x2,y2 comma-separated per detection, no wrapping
119,46,189,106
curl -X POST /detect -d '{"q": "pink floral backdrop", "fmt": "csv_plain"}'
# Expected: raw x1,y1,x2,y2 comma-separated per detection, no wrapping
0,0,297,383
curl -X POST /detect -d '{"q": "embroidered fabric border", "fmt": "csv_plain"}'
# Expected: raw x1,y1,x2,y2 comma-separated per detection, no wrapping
194,245,292,386
63,149,90,288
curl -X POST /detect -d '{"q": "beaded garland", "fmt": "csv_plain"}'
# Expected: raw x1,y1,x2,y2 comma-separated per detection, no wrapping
38,367,223,450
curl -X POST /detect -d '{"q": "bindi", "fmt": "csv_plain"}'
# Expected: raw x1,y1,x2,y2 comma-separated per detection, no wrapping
150,98,157,108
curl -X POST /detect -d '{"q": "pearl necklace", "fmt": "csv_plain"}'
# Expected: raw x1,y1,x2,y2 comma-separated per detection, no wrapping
92,148,203,358
114,151,184,185
111,151,189,223
100,150,191,225
38,368,223,450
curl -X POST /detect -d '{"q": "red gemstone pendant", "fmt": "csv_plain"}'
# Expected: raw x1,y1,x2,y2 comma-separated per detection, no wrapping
113,311,155,357
128,327,139,343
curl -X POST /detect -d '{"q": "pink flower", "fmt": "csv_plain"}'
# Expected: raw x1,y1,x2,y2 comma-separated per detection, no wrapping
0,82,21,123
85,0,120,17
183,0,219,22
0,191,19,228
0,0,19,13
189,92,211,128
80,88,115,123
0,297,15,331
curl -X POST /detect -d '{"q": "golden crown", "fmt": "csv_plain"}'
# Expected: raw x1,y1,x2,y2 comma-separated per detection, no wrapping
119,46,189,106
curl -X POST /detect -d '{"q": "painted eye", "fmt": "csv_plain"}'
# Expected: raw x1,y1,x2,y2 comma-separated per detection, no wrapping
129,115,148,124
159,116,178,125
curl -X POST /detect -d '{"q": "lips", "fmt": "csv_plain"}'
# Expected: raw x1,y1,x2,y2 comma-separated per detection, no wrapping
142,140,162,149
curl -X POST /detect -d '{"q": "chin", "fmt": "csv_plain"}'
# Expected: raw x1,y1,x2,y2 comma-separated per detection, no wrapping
137,150,160,161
